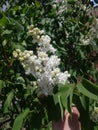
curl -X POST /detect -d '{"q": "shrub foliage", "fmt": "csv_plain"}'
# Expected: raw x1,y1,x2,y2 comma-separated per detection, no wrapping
0,0,98,130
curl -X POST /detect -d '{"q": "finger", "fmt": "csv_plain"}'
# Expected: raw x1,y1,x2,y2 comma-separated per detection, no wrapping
72,107,80,118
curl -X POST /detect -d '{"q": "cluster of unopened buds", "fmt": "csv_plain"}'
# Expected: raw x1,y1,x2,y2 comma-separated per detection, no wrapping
13,25,70,96
90,102,98,124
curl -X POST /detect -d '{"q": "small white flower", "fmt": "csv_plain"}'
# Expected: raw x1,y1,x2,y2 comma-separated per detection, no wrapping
49,44,56,53
40,35,51,45
46,55,60,70
51,68,60,77
56,72,70,85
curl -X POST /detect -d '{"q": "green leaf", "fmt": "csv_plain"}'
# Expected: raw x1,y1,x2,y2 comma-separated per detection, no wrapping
10,18,24,31
82,78,98,95
53,93,59,105
58,84,74,112
60,84,73,108
53,84,73,120
14,45,25,50
12,108,30,130
16,76,25,84
79,95,87,110
35,0,41,8
77,83,98,101
4,91,14,113
59,85,70,107
2,30,12,35
0,80,3,92
0,17,10,27
68,0,76,4
69,85,74,110
58,94,64,120
94,125,98,130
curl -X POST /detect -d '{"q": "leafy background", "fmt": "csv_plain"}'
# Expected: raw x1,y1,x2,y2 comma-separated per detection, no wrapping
0,0,98,130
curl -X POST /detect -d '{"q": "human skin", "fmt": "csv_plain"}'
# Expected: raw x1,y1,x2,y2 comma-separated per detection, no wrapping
52,107,81,130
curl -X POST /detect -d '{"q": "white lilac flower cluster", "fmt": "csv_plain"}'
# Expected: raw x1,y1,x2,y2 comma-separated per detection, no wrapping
90,102,98,124
79,25,96,46
80,34,92,45
53,0,94,46
13,25,70,96
52,0,67,15
80,19,98,46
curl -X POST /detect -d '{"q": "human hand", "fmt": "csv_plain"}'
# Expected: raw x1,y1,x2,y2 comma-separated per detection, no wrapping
52,107,81,130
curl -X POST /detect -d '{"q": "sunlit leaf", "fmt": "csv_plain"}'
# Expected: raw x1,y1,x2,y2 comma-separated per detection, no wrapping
0,17,10,27
35,0,41,8
58,94,64,120
4,91,14,113
12,108,30,130
58,84,74,113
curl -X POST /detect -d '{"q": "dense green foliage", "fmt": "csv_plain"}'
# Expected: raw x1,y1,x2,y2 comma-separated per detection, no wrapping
0,0,98,130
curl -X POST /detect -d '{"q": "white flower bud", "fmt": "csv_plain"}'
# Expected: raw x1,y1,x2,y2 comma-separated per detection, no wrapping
13,51,18,58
